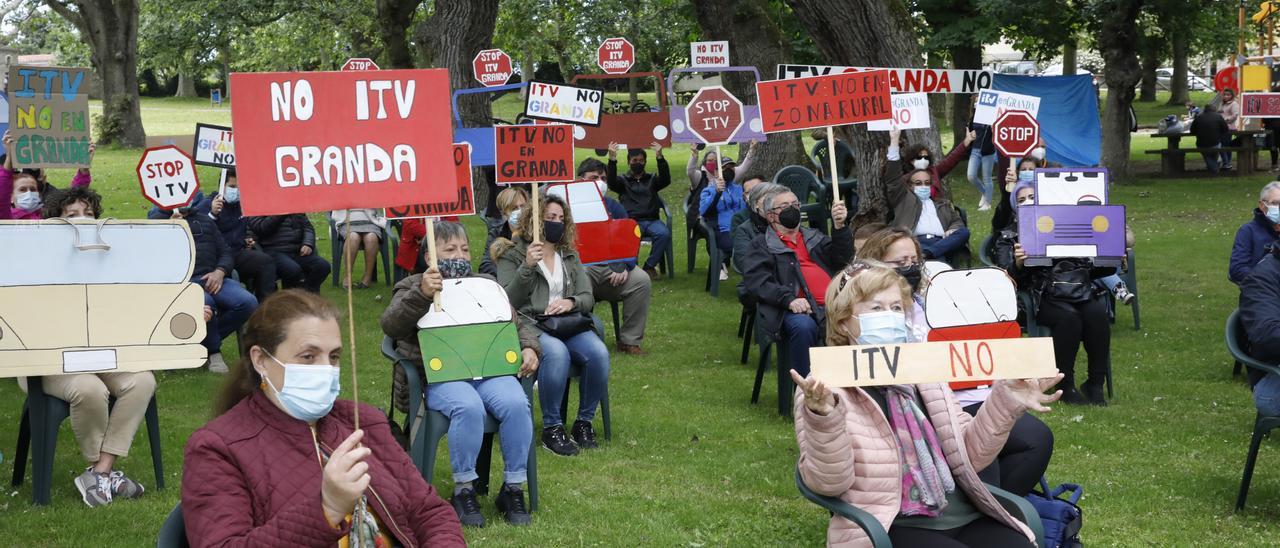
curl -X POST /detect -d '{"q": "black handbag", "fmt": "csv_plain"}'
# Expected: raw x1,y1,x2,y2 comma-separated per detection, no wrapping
1045,260,1091,303
535,311,594,339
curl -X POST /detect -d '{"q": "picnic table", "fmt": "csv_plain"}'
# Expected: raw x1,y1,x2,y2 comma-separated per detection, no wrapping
1146,130,1266,176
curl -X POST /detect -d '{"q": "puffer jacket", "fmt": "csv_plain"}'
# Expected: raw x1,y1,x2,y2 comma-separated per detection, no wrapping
794,383,1034,547
1240,250,1280,386
882,156,966,234
181,391,465,548
492,236,595,321
246,213,316,254
1230,208,1280,285
381,272,542,413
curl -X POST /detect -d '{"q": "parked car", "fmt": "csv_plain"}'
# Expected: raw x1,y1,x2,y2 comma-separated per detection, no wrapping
1155,68,1210,91
998,61,1039,75
1039,63,1094,77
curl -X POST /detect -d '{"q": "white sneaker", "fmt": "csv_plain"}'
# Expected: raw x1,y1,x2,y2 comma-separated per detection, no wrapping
208,352,229,374
719,266,729,281
978,195,991,211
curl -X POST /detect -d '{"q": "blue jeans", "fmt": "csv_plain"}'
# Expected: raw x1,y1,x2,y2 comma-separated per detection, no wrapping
1203,143,1222,173
918,228,971,261
426,376,532,484
196,277,258,355
636,219,671,270
1097,274,1124,293
783,312,821,378
537,331,610,428
1255,373,1280,416
966,148,996,202
1221,134,1234,167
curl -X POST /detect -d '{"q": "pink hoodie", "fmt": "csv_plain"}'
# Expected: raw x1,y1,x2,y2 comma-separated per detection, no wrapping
0,168,91,220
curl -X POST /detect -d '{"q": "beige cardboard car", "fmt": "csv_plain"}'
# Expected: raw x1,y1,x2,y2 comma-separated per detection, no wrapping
0,219,208,377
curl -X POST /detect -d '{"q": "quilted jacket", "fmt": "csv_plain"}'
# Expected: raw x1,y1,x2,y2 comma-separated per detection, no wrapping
793,383,1034,547
182,390,465,547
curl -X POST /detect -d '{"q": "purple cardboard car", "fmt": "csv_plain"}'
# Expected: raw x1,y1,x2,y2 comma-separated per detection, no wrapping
1017,204,1127,267
666,66,767,144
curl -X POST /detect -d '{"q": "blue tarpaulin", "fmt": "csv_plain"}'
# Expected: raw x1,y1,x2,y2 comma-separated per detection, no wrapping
993,74,1101,167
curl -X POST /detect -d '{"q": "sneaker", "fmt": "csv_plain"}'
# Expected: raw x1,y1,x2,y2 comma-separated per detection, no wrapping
108,470,145,499
571,420,598,450
719,266,729,281
450,488,485,527
73,469,113,508
977,195,991,211
643,266,659,280
208,352,229,374
1082,383,1108,407
1059,385,1088,406
541,425,580,456
495,484,532,526
1114,282,1135,305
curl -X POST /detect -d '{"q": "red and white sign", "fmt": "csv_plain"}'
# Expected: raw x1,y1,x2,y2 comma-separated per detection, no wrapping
341,58,380,71
597,37,634,75
777,64,993,95
756,71,892,133
137,145,200,210
992,109,1040,158
690,41,730,68
228,69,457,216
385,144,476,219
473,49,513,87
1243,92,1280,118
494,124,574,184
685,86,744,145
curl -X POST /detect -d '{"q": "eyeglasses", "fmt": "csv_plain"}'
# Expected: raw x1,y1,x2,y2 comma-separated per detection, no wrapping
910,179,932,186
770,201,802,212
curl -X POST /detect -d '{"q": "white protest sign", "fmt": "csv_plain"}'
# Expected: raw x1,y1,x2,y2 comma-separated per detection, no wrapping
973,89,1041,125
192,123,234,169
524,81,604,127
690,41,730,68
776,64,993,94
809,337,1057,388
867,92,931,131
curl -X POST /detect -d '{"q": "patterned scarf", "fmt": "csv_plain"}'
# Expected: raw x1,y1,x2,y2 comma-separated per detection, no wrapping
885,385,956,517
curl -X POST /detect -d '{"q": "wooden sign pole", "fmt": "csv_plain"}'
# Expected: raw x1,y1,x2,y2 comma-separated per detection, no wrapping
343,209,360,430
714,145,723,183
425,217,441,311
825,126,842,204
532,182,541,242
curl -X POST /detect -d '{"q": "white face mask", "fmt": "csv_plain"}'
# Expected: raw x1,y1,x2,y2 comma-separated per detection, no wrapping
224,186,240,203
508,209,521,227
1030,147,1046,160
15,191,41,212
262,351,340,423
855,311,909,345
912,158,931,170
596,181,608,198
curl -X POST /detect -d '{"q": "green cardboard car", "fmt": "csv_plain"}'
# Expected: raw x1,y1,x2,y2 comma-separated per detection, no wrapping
416,277,522,383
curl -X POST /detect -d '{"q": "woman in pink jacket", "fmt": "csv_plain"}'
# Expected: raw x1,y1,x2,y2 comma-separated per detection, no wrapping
1,130,93,220
790,261,1060,547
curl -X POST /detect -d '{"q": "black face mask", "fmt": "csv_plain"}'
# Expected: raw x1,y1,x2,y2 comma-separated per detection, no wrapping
722,168,736,183
543,220,566,244
629,162,645,174
896,263,923,292
778,206,802,229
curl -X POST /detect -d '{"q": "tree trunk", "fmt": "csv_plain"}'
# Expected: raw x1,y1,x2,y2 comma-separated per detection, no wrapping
1098,0,1144,178
376,0,421,69
691,0,807,180
46,0,146,146
1166,28,1190,106
1063,39,1078,76
787,0,940,226
1138,37,1160,102
950,43,983,147
175,69,196,97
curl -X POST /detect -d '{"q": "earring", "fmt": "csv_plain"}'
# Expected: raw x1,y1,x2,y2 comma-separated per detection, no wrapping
260,380,267,390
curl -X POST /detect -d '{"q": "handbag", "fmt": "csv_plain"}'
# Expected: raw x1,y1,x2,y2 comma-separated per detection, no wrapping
535,311,594,339
1045,259,1091,303
1026,477,1083,548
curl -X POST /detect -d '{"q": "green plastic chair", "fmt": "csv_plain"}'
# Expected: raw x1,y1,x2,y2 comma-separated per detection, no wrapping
773,165,829,234
795,467,1046,546
328,218,397,287
1225,308,1280,511
156,503,188,548
750,309,794,418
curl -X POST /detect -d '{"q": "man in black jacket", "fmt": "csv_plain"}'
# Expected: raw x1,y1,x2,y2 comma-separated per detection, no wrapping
606,142,670,279
208,169,278,298
739,191,851,377
1240,246,1280,414
1190,103,1229,174
246,213,331,293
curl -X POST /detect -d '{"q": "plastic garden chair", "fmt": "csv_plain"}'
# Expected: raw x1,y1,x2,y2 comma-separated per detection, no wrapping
772,165,829,234
1226,308,1280,511
750,309,794,418
328,218,397,287
156,503,188,548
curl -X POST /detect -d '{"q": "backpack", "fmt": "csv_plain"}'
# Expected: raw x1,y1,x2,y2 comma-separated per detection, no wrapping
1027,477,1083,548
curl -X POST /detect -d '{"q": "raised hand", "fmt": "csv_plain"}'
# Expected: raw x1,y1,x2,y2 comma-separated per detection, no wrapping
790,369,835,416
994,373,1064,413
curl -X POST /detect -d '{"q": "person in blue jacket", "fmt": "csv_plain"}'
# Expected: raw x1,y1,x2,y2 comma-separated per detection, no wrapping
207,169,279,299
1240,245,1280,414
699,161,746,281
1231,181,1280,285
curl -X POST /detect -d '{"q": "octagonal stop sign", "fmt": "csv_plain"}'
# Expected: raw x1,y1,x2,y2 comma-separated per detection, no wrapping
597,37,634,75
341,58,380,71
992,109,1040,158
685,86,744,145
473,49,513,87
137,145,200,210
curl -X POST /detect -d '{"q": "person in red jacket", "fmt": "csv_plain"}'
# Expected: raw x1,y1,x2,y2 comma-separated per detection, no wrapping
182,290,464,547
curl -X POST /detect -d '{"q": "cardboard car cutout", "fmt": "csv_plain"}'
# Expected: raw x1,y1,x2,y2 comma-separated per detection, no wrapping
924,267,1026,390
569,72,672,150
1017,204,1127,267
452,82,533,167
416,277,521,383
0,219,208,377
1034,168,1109,206
667,66,767,144
544,181,641,266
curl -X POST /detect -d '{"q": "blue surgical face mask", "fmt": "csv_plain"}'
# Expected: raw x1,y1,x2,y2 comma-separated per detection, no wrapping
508,209,521,228
15,191,41,212
855,311,909,345
1268,205,1280,224
912,186,932,201
1018,170,1034,183
262,351,340,423
224,186,240,203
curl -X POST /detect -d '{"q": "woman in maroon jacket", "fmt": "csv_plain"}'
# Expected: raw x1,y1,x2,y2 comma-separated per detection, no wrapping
181,290,465,547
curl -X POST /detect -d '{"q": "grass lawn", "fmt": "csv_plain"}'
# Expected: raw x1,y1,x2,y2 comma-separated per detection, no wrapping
4,96,1280,545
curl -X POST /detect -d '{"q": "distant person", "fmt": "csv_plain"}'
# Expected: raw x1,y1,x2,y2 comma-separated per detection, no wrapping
1,130,94,220
887,126,975,200
209,169,279,299
1231,181,1280,285
331,208,387,289
247,213,331,293
1221,88,1241,170
685,142,757,234
700,153,749,281
606,142,671,279
1190,103,1229,175
883,130,970,262
966,97,998,211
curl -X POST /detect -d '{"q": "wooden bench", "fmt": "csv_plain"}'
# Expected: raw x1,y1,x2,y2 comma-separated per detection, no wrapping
1143,146,1255,176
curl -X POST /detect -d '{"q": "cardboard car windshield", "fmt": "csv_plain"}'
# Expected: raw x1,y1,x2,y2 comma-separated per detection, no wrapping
924,268,1019,329
416,277,521,383
0,220,208,377
1034,168,1109,205
545,181,641,266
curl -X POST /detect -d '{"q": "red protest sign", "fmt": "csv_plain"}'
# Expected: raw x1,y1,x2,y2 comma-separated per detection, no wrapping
386,144,475,219
229,69,457,216
137,145,200,210
992,110,1040,157
685,86,744,145
342,58,380,71
473,49,513,87
1243,92,1280,117
494,124,574,184
756,70,892,133
597,37,634,75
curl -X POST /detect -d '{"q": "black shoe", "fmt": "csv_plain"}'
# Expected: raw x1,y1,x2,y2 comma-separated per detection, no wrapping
450,488,485,527
541,425,580,456
1059,385,1088,405
1082,383,1108,406
495,483,532,526
571,420,598,450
